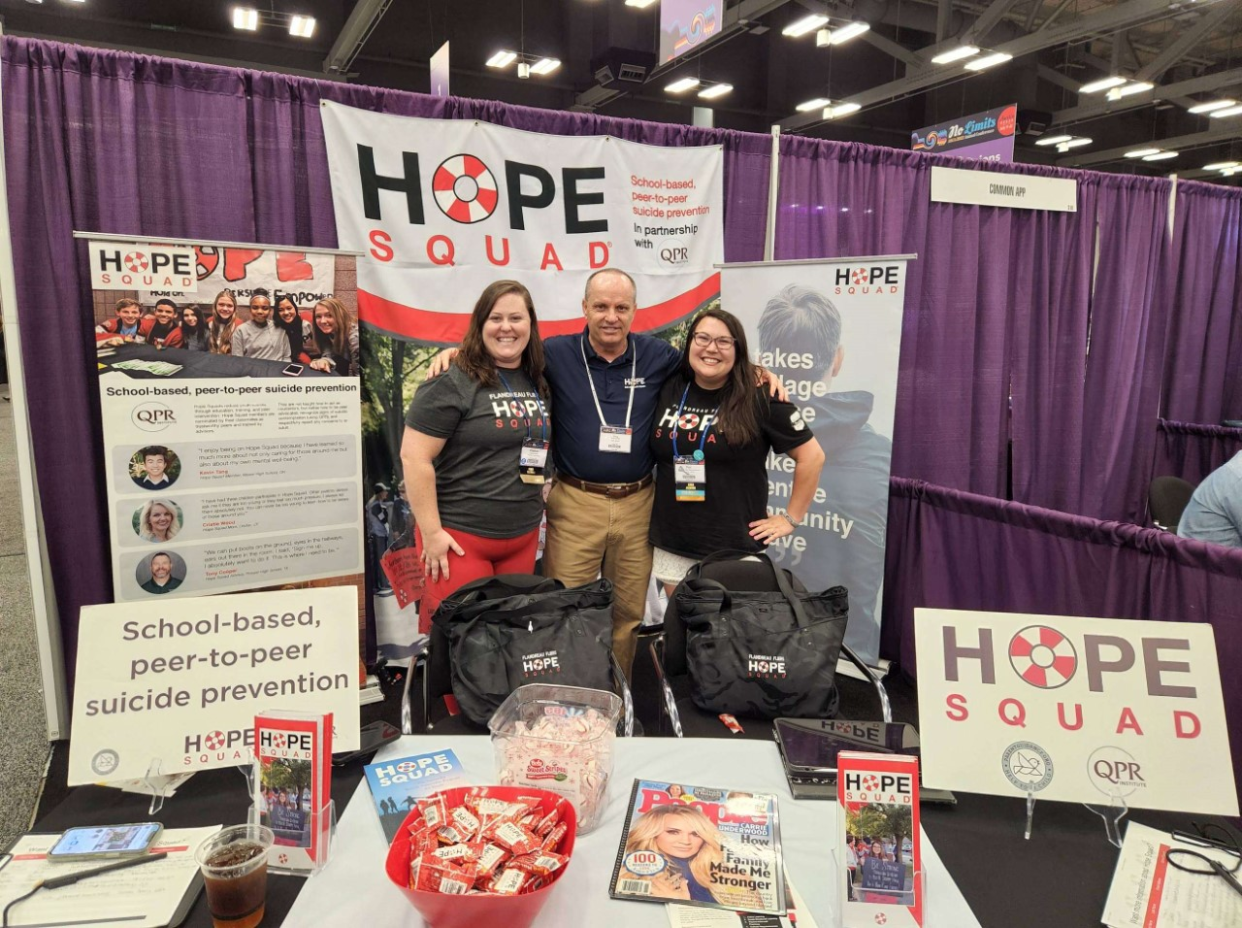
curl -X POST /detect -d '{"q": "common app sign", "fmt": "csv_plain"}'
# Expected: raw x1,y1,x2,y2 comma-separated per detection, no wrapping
915,609,1238,814
319,100,724,343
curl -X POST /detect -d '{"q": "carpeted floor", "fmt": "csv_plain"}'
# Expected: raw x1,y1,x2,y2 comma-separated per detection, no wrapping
0,385,52,852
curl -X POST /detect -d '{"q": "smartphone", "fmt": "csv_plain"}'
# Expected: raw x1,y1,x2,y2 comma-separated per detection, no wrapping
282,363,304,376
47,823,163,862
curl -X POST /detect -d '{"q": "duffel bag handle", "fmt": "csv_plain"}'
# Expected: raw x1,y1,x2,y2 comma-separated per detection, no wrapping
684,549,814,629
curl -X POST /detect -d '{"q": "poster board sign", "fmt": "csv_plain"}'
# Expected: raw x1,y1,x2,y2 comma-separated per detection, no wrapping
86,235,364,603
915,609,1238,815
660,2,722,63
912,105,1017,163
720,257,911,666
69,588,361,785
930,166,1077,211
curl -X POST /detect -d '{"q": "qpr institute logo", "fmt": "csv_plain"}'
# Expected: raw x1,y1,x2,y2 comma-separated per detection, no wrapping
92,749,120,777
1008,624,1078,689
132,401,176,432
1088,746,1147,799
1002,741,1054,792
433,154,499,224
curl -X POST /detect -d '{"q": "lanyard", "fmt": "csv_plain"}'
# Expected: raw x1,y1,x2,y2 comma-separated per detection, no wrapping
496,370,547,442
580,335,637,430
670,383,714,460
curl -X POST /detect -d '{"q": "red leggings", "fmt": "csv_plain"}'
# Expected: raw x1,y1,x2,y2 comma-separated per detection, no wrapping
416,525,540,634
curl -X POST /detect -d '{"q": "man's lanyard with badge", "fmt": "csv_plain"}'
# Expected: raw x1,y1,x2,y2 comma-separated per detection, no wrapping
670,383,713,502
580,336,637,454
496,370,549,484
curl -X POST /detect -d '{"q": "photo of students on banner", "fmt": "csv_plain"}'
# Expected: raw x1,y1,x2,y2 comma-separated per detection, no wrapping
258,759,313,849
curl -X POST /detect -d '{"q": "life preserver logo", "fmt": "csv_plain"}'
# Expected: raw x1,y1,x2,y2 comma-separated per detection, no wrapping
92,749,120,776
1002,741,1054,792
124,251,150,273
1008,624,1077,689
432,154,499,224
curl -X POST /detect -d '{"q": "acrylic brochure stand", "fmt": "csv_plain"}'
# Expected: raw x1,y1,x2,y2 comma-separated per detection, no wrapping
1018,792,1128,847
241,764,337,877
829,848,926,928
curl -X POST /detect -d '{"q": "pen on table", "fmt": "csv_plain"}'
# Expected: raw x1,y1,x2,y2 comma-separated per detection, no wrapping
41,852,168,890
1210,860,1242,899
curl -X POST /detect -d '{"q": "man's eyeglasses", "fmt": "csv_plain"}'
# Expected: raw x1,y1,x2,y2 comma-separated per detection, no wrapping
691,332,737,351
1166,822,1242,899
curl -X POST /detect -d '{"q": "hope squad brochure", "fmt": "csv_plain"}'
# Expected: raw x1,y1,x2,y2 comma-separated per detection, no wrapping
364,749,466,842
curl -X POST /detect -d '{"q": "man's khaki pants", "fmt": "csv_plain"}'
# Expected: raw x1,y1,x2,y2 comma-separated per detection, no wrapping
542,479,654,679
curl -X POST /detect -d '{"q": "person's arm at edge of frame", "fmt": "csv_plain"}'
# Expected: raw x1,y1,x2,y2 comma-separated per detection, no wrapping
749,437,826,543
425,346,460,379
399,426,464,582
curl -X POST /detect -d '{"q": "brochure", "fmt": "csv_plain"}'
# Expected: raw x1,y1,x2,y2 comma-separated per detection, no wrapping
363,748,467,842
610,779,785,915
838,751,923,928
254,710,333,872
666,867,817,928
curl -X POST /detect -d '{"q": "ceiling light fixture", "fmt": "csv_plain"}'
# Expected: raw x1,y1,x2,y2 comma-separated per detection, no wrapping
964,51,1013,72
1209,104,1242,118
1079,75,1128,94
1106,81,1155,100
1034,134,1074,147
796,97,832,112
486,50,518,68
1056,137,1093,151
530,57,561,75
827,21,871,45
1124,148,1163,158
288,15,315,38
232,7,259,31
930,45,979,65
1203,161,1241,170
624,0,659,7
665,77,702,94
1187,99,1237,114
783,14,829,37
825,102,861,119
697,83,733,100
1142,151,1178,161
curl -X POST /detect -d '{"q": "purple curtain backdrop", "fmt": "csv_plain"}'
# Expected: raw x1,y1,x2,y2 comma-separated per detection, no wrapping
1163,181,1242,426
882,477,1242,796
1154,420,1242,489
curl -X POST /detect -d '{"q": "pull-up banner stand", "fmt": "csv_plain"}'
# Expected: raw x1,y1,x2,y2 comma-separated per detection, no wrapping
720,256,913,668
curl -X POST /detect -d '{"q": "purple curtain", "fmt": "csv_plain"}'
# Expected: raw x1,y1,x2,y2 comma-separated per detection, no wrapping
882,477,1242,795
1154,420,1242,488
1163,182,1242,425
0,37,773,684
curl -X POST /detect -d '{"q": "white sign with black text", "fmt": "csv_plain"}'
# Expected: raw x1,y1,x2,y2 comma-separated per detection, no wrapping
930,166,1077,212
915,609,1237,815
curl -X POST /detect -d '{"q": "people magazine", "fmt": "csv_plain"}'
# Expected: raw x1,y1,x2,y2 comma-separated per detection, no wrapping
610,779,785,915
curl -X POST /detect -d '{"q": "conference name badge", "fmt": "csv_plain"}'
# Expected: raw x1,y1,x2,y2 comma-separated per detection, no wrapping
674,455,706,502
599,425,633,454
519,439,549,485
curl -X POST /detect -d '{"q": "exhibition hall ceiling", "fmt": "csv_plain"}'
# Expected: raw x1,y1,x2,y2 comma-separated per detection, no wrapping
2,0,1240,181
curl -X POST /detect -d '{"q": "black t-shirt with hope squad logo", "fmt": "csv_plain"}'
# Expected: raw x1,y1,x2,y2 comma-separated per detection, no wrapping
405,364,548,539
648,374,812,559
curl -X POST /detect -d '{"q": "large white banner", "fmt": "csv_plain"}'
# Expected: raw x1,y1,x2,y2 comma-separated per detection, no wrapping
915,609,1238,815
721,257,909,666
320,100,725,342
69,588,361,785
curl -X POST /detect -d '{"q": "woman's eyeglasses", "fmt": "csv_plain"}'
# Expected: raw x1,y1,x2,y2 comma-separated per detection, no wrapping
691,332,737,351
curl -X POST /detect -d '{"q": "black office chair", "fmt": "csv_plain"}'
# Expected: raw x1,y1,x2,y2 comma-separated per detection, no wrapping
648,557,891,739
1149,476,1195,531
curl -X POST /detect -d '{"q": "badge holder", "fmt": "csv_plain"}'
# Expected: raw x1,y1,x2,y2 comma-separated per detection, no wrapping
829,848,926,928
241,763,338,877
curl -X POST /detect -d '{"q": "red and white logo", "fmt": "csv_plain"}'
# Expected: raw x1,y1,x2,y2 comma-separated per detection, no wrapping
862,775,881,791
204,730,227,750
1008,624,1078,689
433,154,499,224
124,251,150,272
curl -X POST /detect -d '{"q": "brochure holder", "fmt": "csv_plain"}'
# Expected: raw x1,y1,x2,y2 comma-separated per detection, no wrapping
140,757,177,815
1083,796,1129,848
241,764,338,877
829,848,926,928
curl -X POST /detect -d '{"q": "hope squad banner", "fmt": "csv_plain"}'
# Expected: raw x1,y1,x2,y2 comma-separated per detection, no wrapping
721,257,909,667
320,101,723,653
915,609,1238,815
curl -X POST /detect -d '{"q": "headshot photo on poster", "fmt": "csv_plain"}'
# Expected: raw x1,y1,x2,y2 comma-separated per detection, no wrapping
135,549,187,595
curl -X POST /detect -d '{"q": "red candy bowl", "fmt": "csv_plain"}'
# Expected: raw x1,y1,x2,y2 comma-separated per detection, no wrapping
384,786,578,928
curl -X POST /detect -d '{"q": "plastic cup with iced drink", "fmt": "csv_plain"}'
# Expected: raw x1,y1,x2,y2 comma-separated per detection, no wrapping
194,824,274,928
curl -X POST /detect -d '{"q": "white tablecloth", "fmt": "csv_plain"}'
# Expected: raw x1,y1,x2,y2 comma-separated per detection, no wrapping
288,736,982,927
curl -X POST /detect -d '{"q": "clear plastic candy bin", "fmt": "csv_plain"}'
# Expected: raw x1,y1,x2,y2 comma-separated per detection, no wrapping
489,684,621,835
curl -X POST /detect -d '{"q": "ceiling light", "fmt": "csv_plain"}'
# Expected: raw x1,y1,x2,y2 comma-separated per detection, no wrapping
1057,137,1093,150
665,77,702,94
1106,81,1155,100
827,21,871,45
486,50,517,68
232,7,259,31
1124,148,1162,158
1188,99,1237,114
624,0,659,7
1142,151,1178,161
1035,134,1074,147
288,15,315,38
517,63,531,79
825,102,861,119
697,83,733,100
1079,75,1128,94
530,58,561,75
1203,161,1240,170
783,14,829,37
930,45,979,65
796,97,832,112
1209,104,1242,118
1222,167,1240,176
964,52,1013,72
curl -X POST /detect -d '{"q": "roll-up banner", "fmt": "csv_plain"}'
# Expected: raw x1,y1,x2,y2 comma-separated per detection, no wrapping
320,101,724,653
720,257,911,666
84,236,365,635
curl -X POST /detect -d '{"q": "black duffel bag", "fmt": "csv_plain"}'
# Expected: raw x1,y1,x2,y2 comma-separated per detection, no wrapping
673,551,849,719
431,574,615,725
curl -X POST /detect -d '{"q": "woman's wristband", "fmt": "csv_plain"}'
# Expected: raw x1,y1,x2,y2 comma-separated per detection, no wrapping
781,513,801,529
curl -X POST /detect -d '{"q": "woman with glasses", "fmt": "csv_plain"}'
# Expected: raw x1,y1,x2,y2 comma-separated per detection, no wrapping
648,307,825,590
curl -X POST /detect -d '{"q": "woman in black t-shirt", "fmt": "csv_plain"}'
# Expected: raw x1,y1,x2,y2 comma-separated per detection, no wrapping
400,280,551,632
649,308,825,589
